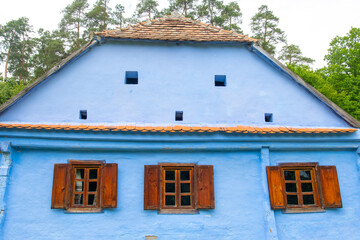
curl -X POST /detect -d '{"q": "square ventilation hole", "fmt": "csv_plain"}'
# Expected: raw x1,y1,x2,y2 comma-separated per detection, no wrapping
265,113,273,122
125,71,138,84
215,75,226,87
80,110,87,120
175,111,183,121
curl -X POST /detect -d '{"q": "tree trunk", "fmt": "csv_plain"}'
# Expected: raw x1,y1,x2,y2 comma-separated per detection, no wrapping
184,2,187,16
77,11,80,48
4,31,15,80
20,33,25,83
103,0,107,30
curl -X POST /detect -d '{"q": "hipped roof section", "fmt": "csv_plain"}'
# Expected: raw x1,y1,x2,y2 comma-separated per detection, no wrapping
0,13,358,129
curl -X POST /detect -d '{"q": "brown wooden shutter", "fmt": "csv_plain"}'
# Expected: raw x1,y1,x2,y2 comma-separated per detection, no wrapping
318,166,342,208
144,165,160,210
266,166,286,209
51,164,68,209
196,165,215,209
102,163,118,208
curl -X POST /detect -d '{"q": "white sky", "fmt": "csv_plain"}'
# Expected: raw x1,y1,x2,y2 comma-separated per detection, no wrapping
1,0,360,71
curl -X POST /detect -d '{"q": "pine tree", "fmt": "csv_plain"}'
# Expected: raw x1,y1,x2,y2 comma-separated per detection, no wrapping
250,5,286,55
197,0,224,27
220,1,242,33
135,0,159,20
59,0,89,51
112,4,126,28
279,44,314,65
86,0,112,33
168,0,198,19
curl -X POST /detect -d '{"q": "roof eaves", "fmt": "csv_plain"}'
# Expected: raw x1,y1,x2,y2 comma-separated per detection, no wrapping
251,45,360,128
0,39,99,114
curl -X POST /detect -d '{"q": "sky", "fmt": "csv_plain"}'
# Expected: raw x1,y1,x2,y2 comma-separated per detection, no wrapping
1,0,360,70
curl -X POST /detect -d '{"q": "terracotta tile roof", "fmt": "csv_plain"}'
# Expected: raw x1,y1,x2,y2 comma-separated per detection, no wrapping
0,123,356,134
95,12,257,43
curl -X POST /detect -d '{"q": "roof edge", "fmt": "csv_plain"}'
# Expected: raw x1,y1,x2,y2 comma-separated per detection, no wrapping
0,39,99,114
252,45,360,128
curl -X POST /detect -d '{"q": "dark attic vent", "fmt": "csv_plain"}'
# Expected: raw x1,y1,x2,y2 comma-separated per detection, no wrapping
215,75,226,87
265,113,273,122
175,111,183,121
125,71,138,84
80,110,87,120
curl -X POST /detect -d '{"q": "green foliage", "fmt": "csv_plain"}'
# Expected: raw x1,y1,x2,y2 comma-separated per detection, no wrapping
279,44,314,65
196,0,224,27
111,4,126,28
168,0,198,19
86,0,112,32
220,1,242,33
135,0,159,20
0,78,27,105
250,5,286,55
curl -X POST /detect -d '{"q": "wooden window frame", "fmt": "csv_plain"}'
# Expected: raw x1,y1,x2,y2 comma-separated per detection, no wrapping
159,163,197,214
279,163,323,213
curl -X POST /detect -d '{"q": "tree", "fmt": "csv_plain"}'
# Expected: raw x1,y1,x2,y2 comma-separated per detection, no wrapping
168,0,198,18
250,5,286,55
112,4,126,28
135,0,159,20
220,1,242,33
86,0,112,32
0,17,33,81
59,0,89,51
279,44,314,65
197,0,224,27
31,29,66,78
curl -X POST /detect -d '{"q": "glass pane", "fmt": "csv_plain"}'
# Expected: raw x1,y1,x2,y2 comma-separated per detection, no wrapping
301,183,313,192
284,171,295,180
300,171,311,180
89,169,98,179
287,195,298,205
74,194,83,205
180,171,190,181
181,196,191,206
88,194,96,206
181,183,190,193
165,195,175,206
75,181,83,192
165,183,175,193
76,169,84,179
303,195,315,205
285,183,297,193
165,171,175,181
89,182,97,192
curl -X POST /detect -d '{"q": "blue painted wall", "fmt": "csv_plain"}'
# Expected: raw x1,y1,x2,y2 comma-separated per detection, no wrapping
0,130,359,240
0,40,349,127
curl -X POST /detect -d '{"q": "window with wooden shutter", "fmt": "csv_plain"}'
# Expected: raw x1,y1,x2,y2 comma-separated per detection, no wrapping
144,163,215,213
266,163,342,213
51,160,118,212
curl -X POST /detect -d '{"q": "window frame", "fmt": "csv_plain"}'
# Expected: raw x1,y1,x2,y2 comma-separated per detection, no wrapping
159,163,197,214
66,160,104,213
278,162,324,213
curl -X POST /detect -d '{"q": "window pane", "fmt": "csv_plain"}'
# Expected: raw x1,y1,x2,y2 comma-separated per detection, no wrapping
89,182,97,192
287,195,298,205
165,171,175,180
181,183,190,193
300,171,311,180
89,169,98,179
76,169,84,179
74,194,83,205
181,196,191,206
285,183,297,193
88,194,96,206
301,183,313,192
75,181,83,192
180,171,190,181
303,195,315,205
165,195,175,206
165,183,175,193
284,171,295,180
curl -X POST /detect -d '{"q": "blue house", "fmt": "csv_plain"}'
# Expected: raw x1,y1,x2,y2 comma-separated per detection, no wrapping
0,13,359,240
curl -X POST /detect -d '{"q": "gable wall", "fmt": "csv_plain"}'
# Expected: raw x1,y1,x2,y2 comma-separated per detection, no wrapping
0,40,349,127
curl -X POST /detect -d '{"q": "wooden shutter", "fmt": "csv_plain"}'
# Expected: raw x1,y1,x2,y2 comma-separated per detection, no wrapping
266,166,286,209
196,165,215,209
51,164,68,209
102,163,118,208
318,166,342,208
144,165,160,210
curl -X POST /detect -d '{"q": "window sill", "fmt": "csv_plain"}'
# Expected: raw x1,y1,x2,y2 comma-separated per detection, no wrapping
282,207,325,214
65,208,104,213
158,209,199,214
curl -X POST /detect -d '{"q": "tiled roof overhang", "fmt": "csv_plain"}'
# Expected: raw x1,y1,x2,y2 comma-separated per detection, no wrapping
0,123,356,134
